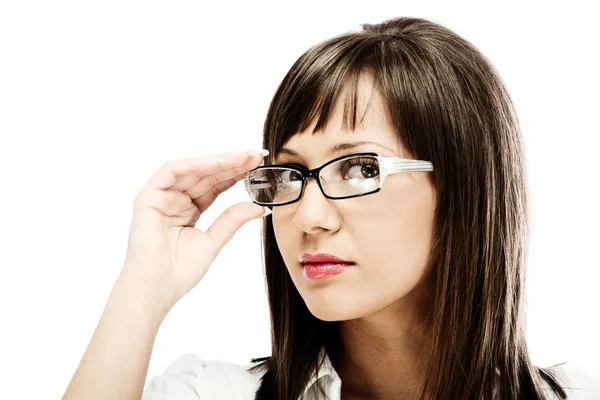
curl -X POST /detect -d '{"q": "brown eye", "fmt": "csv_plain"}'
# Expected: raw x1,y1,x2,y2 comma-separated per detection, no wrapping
341,157,380,180
281,169,303,182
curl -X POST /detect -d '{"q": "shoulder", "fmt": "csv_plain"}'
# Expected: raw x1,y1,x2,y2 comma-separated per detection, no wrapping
143,353,266,400
542,363,600,399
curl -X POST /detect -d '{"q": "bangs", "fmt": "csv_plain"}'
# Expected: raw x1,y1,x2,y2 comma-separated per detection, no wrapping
263,34,394,157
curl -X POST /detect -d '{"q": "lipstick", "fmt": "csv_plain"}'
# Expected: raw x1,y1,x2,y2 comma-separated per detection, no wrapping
299,253,355,280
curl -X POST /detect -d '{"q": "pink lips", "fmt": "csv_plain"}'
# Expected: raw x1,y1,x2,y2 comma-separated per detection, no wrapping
299,253,355,280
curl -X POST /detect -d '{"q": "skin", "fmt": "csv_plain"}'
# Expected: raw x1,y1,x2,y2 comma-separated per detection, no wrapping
272,75,437,399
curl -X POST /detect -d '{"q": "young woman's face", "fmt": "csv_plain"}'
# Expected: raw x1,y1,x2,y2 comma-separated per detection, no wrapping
271,76,437,322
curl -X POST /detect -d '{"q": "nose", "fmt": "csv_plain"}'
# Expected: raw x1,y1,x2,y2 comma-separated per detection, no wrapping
292,177,340,234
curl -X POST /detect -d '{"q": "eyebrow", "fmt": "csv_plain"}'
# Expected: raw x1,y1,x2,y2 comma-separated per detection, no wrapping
278,141,396,157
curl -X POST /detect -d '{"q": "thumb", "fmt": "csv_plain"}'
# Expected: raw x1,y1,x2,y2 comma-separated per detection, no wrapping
205,202,272,254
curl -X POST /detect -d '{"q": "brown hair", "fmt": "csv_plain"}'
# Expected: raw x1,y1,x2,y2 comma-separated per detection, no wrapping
248,16,567,400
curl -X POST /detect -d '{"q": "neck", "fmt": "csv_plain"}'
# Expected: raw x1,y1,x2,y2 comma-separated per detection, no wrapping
328,279,433,399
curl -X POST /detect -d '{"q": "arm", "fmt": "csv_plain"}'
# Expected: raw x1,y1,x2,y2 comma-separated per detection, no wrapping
62,150,268,399
62,272,173,400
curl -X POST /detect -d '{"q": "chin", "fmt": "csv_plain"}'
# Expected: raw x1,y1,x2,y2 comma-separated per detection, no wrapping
302,294,371,322
308,306,353,322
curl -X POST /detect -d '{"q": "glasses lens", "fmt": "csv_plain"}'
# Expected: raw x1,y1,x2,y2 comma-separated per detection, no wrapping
245,167,304,205
245,155,382,205
320,155,381,197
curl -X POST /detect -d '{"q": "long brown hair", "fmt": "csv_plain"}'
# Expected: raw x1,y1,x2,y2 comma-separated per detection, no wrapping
248,16,567,400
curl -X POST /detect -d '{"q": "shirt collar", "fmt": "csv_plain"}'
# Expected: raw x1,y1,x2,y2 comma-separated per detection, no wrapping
301,347,342,399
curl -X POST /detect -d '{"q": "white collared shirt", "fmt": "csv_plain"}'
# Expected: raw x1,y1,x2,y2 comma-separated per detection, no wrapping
143,349,599,399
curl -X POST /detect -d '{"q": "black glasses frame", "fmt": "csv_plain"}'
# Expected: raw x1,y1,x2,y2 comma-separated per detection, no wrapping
245,152,382,207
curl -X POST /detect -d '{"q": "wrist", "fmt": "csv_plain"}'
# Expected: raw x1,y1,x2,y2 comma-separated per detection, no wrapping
112,271,175,324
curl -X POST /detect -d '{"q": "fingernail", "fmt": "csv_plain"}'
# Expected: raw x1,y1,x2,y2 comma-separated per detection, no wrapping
250,149,269,157
262,207,273,217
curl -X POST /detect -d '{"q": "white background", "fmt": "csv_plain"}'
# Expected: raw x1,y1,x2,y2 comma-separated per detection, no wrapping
0,1,598,399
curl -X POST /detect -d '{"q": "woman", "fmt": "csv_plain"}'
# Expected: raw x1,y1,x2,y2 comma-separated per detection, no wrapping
63,17,598,400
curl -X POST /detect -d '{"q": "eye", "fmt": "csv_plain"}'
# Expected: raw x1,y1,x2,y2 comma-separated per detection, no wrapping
280,169,303,183
341,157,380,180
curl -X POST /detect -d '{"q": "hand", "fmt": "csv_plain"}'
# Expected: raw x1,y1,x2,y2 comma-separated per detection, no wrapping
120,149,270,309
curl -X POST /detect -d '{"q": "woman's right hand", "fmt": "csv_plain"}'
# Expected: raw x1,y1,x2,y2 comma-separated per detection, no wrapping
120,149,270,310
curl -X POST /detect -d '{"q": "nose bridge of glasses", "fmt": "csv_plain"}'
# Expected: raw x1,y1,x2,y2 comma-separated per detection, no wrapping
296,167,327,199
299,160,344,197
305,168,320,180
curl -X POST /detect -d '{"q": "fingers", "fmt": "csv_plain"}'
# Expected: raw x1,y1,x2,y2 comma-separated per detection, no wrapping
184,156,256,201
133,189,201,226
144,149,268,193
205,202,271,255
134,189,193,216
193,172,246,214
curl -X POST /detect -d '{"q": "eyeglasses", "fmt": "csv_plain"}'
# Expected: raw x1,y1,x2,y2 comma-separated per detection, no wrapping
244,152,434,207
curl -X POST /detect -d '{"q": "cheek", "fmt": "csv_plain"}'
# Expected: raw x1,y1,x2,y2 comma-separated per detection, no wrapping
361,214,430,276
272,214,284,249
357,188,435,285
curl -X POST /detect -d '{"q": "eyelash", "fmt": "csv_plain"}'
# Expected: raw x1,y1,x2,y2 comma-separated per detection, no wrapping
278,158,377,170
343,157,378,168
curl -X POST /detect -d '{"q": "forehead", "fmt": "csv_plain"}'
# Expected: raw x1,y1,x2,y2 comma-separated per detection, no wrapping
276,74,404,164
